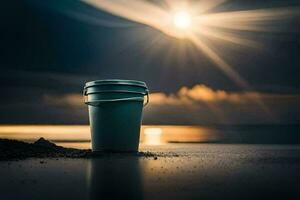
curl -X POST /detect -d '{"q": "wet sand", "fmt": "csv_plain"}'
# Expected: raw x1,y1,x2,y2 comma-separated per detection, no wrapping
0,142,300,199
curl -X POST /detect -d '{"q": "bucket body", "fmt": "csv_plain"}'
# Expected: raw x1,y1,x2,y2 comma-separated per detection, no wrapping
84,79,149,152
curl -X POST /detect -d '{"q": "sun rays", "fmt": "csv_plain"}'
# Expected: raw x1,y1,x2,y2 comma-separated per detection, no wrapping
82,0,299,88
81,0,299,120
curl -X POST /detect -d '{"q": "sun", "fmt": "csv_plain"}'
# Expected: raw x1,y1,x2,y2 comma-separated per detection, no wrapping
173,11,191,29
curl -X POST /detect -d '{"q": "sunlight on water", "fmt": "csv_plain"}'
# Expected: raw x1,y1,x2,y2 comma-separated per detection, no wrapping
1,125,299,148
0,125,219,149
143,128,163,145
0,125,89,141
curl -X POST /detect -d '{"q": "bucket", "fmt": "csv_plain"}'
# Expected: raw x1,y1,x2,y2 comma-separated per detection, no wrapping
83,79,149,152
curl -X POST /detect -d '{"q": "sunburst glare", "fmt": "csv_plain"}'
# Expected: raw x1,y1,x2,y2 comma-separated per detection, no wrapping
173,10,192,29
81,0,299,119
82,0,299,88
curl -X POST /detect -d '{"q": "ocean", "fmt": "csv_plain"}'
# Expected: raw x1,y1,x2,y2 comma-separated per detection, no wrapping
0,124,299,149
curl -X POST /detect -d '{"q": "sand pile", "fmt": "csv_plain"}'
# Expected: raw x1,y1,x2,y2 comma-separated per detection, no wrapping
0,138,164,160
0,138,91,160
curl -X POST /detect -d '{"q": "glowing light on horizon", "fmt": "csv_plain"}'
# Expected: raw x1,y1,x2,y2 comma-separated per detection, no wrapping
143,128,163,145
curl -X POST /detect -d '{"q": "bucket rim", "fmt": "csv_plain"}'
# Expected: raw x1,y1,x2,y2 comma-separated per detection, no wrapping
85,79,147,89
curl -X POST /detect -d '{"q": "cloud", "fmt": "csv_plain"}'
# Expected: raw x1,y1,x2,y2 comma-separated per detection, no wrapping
39,84,300,125
150,93,185,106
146,84,300,124
150,84,268,105
43,93,84,107
179,85,243,103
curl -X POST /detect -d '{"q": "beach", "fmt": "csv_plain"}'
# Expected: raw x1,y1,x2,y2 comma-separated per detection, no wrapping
2,0,300,199
1,143,299,200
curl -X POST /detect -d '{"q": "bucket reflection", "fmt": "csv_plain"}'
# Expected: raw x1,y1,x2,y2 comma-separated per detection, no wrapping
88,157,143,200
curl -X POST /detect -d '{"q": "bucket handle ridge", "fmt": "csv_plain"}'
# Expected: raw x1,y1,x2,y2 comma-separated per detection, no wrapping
83,90,149,107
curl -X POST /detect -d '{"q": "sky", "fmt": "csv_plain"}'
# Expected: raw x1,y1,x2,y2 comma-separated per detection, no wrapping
1,0,300,125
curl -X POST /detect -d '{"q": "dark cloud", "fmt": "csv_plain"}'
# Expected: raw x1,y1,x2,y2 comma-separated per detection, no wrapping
145,84,300,125
2,84,298,125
